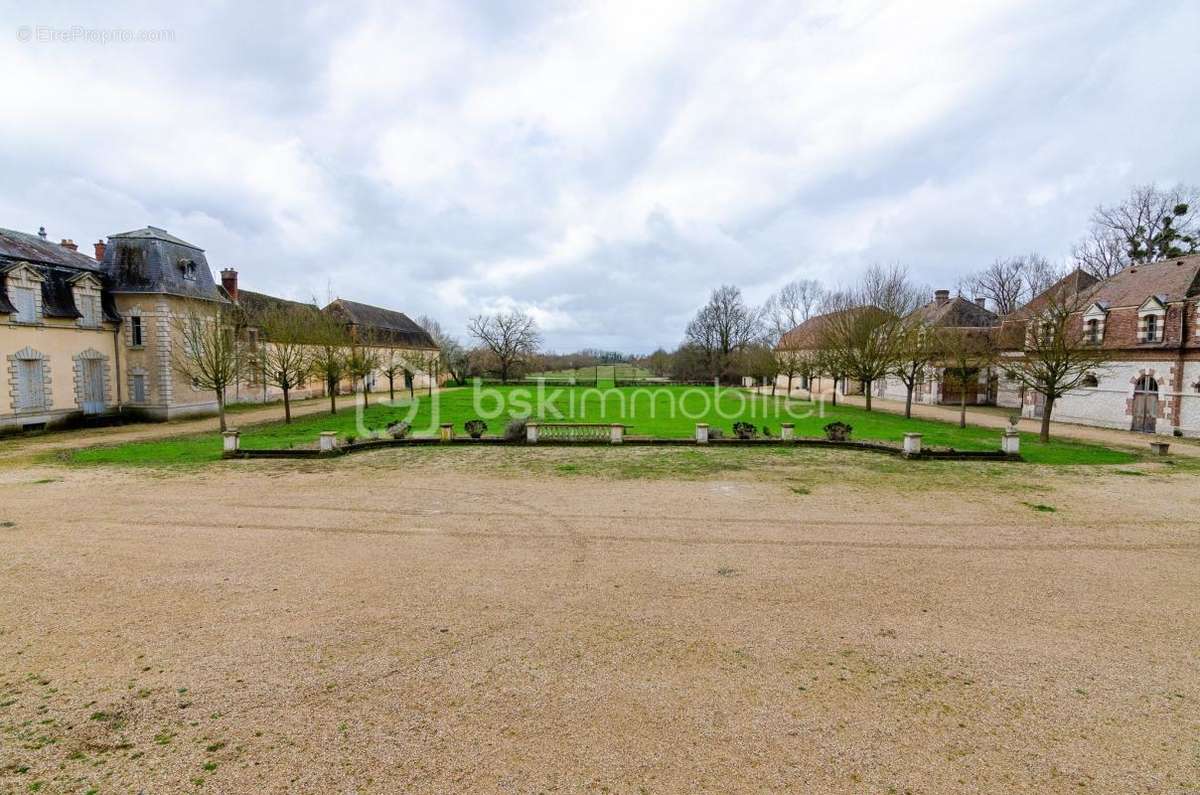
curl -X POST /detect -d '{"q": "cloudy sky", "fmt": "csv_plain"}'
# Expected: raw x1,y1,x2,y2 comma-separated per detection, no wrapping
2,0,1197,352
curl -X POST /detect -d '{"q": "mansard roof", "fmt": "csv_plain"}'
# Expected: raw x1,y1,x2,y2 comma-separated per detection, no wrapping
100,226,227,302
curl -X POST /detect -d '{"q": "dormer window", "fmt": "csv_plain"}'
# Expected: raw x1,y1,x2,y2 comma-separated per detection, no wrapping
1137,296,1166,343
1085,319,1101,344
11,285,37,323
1082,303,1108,346
179,258,197,280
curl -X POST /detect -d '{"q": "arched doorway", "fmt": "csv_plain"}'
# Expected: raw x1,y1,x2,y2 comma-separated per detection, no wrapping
1131,375,1159,433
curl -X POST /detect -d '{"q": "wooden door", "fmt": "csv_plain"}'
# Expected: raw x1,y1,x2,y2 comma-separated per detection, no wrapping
1131,376,1158,433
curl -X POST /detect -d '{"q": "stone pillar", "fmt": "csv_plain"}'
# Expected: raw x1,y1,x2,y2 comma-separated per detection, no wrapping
1150,441,1170,456
903,432,922,456
780,423,794,440
610,424,624,444
696,423,709,444
526,423,540,444
1001,430,1020,455
439,423,454,442
319,431,338,452
222,430,240,453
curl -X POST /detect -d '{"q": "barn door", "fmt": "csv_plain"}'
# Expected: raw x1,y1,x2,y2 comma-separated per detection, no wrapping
81,358,105,414
1131,376,1158,433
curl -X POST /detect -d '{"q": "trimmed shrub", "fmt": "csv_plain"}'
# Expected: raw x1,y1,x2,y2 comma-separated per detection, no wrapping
823,421,852,441
732,421,756,440
504,415,529,441
464,419,488,439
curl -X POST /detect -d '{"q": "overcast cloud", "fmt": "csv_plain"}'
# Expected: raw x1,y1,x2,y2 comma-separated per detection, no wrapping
2,0,1197,351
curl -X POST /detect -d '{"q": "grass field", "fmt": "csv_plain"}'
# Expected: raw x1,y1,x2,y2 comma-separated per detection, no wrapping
62,385,1136,467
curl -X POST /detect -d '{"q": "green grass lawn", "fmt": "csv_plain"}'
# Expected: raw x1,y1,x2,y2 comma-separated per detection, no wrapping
61,385,1136,467
526,364,655,385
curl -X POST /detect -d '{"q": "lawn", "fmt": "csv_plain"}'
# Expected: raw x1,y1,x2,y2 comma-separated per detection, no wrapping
525,364,655,384
62,385,1136,467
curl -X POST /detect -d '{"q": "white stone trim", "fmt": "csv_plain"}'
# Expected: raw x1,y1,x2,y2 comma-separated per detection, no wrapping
5,263,44,325
7,346,53,412
71,348,112,410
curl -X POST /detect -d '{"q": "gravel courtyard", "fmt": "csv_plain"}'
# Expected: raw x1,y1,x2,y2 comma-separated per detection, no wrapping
1,447,1198,793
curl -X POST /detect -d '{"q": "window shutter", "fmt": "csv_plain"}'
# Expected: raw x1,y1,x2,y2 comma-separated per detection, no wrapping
12,287,35,322
18,360,44,409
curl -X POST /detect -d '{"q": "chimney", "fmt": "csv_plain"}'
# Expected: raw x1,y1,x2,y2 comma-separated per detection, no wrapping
60,238,78,251
37,226,47,240
934,289,950,306
94,240,106,261
974,296,987,308
220,268,239,301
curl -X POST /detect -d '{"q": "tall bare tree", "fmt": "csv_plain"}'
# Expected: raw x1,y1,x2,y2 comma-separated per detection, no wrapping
468,310,542,383
310,311,350,415
762,279,826,341
891,319,937,418
933,326,997,429
818,265,922,411
172,307,244,432
1072,227,1127,280
254,304,315,423
960,253,1058,315
684,285,761,382
1089,182,1199,269
1000,283,1108,443
346,342,382,398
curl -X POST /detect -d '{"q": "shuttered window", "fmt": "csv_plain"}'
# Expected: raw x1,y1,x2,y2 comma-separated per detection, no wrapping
79,294,97,327
130,316,143,346
131,373,147,403
11,287,36,323
16,359,46,409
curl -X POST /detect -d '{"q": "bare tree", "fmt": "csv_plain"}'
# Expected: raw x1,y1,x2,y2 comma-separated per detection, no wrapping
379,348,405,401
818,265,922,410
775,345,807,395
960,253,1058,315
1072,227,1127,280
309,312,350,415
254,304,315,423
468,310,542,383
172,307,244,433
933,326,997,429
891,319,937,418
1000,284,1108,443
684,285,762,382
762,279,826,342
1090,182,1199,268
346,343,382,398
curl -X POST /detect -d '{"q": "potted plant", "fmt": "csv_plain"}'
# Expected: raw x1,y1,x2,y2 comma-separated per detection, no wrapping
464,419,488,439
733,421,756,440
823,421,852,441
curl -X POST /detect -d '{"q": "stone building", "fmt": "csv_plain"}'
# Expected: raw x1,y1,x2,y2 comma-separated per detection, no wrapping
875,289,1000,406
999,256,1200,435
0,228,121,432
98,226,233,421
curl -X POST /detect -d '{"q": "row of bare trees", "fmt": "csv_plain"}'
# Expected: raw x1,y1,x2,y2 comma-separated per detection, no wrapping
172,304,444,432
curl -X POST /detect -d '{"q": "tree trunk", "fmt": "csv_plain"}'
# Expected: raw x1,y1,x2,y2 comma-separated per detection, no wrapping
283,385,291,424
216,391,227,433
959,388,967,429
328,377,337,415
1040,395,1054,443
830,378,837,406
905,383,914,418
388,375,395,402
864,379,873,411
786,374,794,394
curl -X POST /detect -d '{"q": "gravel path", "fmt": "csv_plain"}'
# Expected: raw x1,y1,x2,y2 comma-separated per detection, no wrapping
1,452,1197,792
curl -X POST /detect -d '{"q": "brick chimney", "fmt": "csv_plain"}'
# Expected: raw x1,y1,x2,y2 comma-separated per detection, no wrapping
934,289,950,306
974,296,987,308
94,240,106,261
220,268,239,301
59,238,78,251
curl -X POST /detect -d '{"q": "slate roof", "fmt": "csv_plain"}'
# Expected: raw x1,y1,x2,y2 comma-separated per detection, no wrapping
0,227,101,271
323,298,438,349
0,228,119,321
100,226,226,302
912,295,998,328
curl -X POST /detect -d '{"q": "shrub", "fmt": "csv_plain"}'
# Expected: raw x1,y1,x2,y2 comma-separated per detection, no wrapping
823,421,852,441
386,421,410,440
464,419,488,439
762,426,773,438
732,421,756,440
344,434,357,445
504,415,529,441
